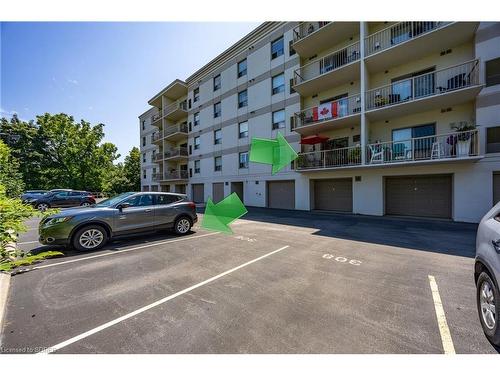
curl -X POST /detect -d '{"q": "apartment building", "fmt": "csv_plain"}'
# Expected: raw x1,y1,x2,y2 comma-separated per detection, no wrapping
139,107,161,192
140,21,500,223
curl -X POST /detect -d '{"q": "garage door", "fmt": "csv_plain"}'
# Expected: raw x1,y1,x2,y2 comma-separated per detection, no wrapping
493,173,500,206
385,175,452,219
314,178,353,212
212,182,224,203
267,180,295,210
231,182,244,203
191,184,204,203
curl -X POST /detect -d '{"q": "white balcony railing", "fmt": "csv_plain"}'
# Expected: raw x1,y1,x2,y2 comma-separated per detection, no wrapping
164,146,188,159
151,111,162,123
164,122,188,137
151,132,162,142
366,60,480,111
293,94,361,130
152,173,162,182
295,145,362,170
294,41,360,85
366,130,479,165
292,22,332,43
365,22,452,56
163,100,188,117
154,153,164,162
164,170,189,180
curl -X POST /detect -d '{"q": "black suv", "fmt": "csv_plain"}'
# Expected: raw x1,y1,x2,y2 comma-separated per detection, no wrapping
27,189,96,211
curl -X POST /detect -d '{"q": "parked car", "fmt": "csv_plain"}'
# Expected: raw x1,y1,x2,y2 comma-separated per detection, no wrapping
475,203,500,346
27,189,95,210
21,190,48,203
39,192,197,251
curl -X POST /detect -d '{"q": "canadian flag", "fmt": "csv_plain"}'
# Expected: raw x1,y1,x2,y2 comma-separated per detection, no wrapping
312,101,338,121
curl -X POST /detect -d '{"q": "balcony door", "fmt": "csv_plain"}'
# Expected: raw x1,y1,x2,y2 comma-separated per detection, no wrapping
392,123,435,159
391,67,435,104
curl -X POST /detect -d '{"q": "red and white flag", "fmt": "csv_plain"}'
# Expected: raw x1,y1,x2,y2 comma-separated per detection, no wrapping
312,101,338,121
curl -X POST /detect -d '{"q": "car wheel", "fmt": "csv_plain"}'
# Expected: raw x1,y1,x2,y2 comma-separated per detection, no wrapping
72,225,108,252
80,201,91,207
174,217,192,235
477,271,500,346
36,203,50,211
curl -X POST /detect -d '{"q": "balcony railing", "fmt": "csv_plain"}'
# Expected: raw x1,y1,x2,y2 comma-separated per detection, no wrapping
295,145,362,170
154,153,164,162
151,111,162,123
164,170,189,180
165,123,188,137
152,173,162,182
366,130,479,165
365,22,452,56
292,22,331,43
293,94,361,130
366,60,480,111
294,41,360,85
164,146,188,159
151,132,162,142
163,100,188,117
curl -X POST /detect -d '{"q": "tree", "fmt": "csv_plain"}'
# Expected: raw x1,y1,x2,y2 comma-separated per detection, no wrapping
0,139,24,197
123,147,141,191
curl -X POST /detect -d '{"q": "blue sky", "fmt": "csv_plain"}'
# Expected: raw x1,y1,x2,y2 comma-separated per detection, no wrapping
0,22,260,160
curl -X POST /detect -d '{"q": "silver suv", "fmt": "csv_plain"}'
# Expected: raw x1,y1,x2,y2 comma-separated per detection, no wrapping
39,192,198,251
475,203,500,346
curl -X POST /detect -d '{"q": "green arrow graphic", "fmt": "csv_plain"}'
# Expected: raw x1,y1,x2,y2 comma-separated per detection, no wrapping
201,192,248,234
249,132,298,174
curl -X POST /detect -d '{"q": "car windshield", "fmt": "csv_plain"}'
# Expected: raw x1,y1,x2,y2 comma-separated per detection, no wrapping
95,192,136,207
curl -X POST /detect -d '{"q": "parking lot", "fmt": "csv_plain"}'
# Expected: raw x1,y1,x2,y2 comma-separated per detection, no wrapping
0,208,498,353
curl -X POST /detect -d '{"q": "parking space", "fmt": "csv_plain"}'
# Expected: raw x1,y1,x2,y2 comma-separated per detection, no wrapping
1,209,498,353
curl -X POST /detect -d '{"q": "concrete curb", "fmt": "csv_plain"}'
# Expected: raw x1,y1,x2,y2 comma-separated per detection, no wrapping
0,272,11,346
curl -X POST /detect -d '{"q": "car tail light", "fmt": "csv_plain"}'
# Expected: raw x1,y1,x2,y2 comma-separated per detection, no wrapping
188,202,196,210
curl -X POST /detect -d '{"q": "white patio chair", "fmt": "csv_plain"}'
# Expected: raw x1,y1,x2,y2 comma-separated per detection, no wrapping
369,144,384,164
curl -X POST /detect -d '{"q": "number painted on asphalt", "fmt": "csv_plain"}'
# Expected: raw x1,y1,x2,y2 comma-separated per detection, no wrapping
322,253,362,266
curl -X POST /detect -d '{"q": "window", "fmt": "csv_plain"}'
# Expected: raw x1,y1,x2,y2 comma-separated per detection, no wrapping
239,121,248,138
142,153,146,163
156,194,180,205
238,90,248,108
193,87,200,102
214,129,222,145
272,109,285,129
194,160,201,174
214,156,222,171
143,169,146,179
142,137,146,147
213,74,221,91
487,126,500,153
194,112,200,126
289,78,296,94
194,136,200,150
239,152,249,169
288,40,296,56
123,194,154,207
214,102,221,118
272,73,285,95
391,123,435,157
238,59,247,78
142,120,146,130
151,150,156,162
271,36,284,59
353,134,361,143
486,57,500,87
188,99,191,109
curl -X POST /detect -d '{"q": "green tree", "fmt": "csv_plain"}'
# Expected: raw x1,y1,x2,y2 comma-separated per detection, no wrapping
0,140,24,197
123,147,141,191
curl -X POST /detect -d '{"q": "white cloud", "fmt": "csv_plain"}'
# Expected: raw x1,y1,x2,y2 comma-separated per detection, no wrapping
67,78,79,85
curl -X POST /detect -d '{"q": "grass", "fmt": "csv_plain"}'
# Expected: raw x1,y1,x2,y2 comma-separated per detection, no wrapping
0,251,64,271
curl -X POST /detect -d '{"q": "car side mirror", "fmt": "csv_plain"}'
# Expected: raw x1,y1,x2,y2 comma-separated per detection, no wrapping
117,202,131,212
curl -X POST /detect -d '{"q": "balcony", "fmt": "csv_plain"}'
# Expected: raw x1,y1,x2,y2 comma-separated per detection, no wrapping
292,22,359,57
364,22,478,71
365,60,481,121
293,41,360,97
163,100,188,121
151,111,162,126
293,94,361,136
164,146,188,161
164,123,188,141
152,173,162,182
295,145,362,171
162,170,189,182
151,131,162,144
153,153,164,162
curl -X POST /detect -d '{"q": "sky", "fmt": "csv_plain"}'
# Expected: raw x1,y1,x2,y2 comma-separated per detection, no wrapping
0,22,260,161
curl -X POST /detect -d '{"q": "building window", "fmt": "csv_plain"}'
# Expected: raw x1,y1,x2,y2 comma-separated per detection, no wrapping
142,120,146,130
194,112,200,126
486,57,500,87
272,109,285,130
142,136,146,147
213,74,221,91
214,102,221,118
194,160,200,174
214,156,222,171
289,78,296,94
238,59,247,78
487,126,500,153
194,136,200,150
288,40,296,56
142,153,146,163
271,36,284,59
214,129,222,145
272,73,285,95
239,152,249,169
353,134,361,143
194,87,200,102
238,90,248,108
143,169,146,179
239,121,248,138
152,150,156,162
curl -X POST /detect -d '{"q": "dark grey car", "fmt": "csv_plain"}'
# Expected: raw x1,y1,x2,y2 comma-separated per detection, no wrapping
39,192,198,251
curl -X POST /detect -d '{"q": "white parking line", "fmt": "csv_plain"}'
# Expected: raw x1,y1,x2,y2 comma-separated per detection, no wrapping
428,275,455,354
18,240,40,245
32,232,219,270
39,244,290,354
